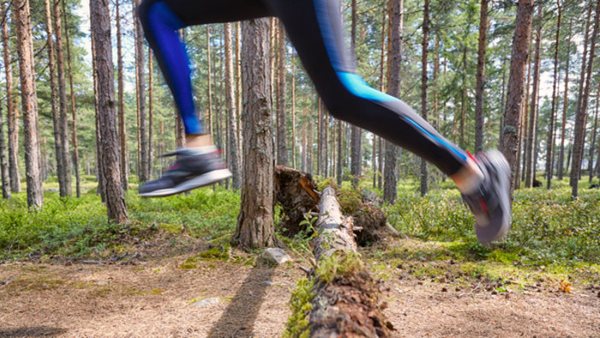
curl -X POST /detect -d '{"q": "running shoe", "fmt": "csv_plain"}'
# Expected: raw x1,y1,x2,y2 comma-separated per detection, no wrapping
461,150,512,245
139,146,232,197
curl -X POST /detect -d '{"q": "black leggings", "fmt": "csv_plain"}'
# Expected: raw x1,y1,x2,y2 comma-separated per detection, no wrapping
137,0,468,176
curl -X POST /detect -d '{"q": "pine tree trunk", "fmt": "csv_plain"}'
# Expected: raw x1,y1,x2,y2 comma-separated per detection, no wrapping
307,111,313,175
224,23,241,189
0,98,9,198
501,0,535,193
276,21,288,166
45,0,68,197
53,0,72,196
62,0,81,196
318,99,328,177
2,3,19,194
420,0,430,197
571,0,600,198
90,0,128,223
133,0,147,182
15,0,43,208
375,2,386,189
384,0,403,203
498,57,508,148
545,0,562,189
148,48,154,177
291,62,297,168
115,0,127,190
91,27,105,201
558,20,572,180
588,83,599,183
336,120,343,186
475,0,489,152
350,0,361,187
233,18,274,249
525,3,542,188
206,27,213,135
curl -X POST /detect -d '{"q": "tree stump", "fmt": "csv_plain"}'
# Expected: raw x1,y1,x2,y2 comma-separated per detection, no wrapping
274,166,320,235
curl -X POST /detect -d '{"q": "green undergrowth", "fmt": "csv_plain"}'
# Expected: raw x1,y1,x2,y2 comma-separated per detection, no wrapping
385,181,600,267
0,184,240,261
378,178,600,286
284,277,315,338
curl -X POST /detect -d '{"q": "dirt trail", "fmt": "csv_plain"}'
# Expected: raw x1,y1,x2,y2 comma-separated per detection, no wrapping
1,254,599,337
0,258,299,338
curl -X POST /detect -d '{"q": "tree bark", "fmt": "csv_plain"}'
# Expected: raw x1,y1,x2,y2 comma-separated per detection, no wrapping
133,0,147,182
525,3,542,188
546,0,562,189
90,0,128,223
291,61,296,168
45,0,68,197
15,0,43,208
558,20,572,180
475,0,489,152
53,0,72,196
233,18,274,249
588,83,599,183
350,0,361,187
62,0,81,196
318,98,328,177
224,23,241,189
384,0,403,203
420,0,430,197
148,48,154,177
276,21,288,166
115,0,127,190
2,2,19,194
571,0,600,198
0,96,9,198
206,27,213,135
501,0,535,193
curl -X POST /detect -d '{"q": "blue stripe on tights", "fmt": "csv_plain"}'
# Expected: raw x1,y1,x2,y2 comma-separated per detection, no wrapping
147,2,202,135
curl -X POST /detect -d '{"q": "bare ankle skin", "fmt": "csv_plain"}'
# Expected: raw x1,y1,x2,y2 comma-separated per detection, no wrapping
185,134,213,148
451,158,484,193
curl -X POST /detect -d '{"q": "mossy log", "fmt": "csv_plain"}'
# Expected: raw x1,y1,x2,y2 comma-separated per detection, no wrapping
309,187,393,337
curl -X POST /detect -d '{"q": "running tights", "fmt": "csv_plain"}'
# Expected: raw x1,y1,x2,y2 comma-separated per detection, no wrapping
137,0,468,176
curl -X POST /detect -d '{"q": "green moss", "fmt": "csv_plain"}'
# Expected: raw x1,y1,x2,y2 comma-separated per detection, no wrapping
284,277,315,338
315,251,364,284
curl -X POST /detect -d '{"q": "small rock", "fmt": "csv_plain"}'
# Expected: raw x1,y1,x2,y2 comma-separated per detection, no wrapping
193,297,221,308
259,248,291,266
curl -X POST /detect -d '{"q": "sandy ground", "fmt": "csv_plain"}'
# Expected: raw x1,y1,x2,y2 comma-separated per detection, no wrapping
1,254,599,337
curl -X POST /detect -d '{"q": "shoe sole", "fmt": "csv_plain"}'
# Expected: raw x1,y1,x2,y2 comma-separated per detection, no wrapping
139,169,233,198
475,150,512,245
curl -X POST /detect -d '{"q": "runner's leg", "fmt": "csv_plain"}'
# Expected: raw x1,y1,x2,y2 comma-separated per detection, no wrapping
137,0,270,135
264,0,468,176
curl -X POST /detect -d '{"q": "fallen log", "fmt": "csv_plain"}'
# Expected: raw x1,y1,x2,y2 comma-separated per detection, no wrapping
308,187,393,337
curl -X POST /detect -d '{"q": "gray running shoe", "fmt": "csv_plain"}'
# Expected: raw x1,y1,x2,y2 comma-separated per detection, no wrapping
139,147,232,197
461,150,512,245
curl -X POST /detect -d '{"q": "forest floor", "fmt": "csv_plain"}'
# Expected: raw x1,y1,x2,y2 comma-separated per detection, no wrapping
1,235,599,337
1,180,600,337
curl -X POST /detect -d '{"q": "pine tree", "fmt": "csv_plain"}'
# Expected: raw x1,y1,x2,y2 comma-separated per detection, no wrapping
15,0,43,208
501,0,535,192
90,0,128,222
233,18,275,249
